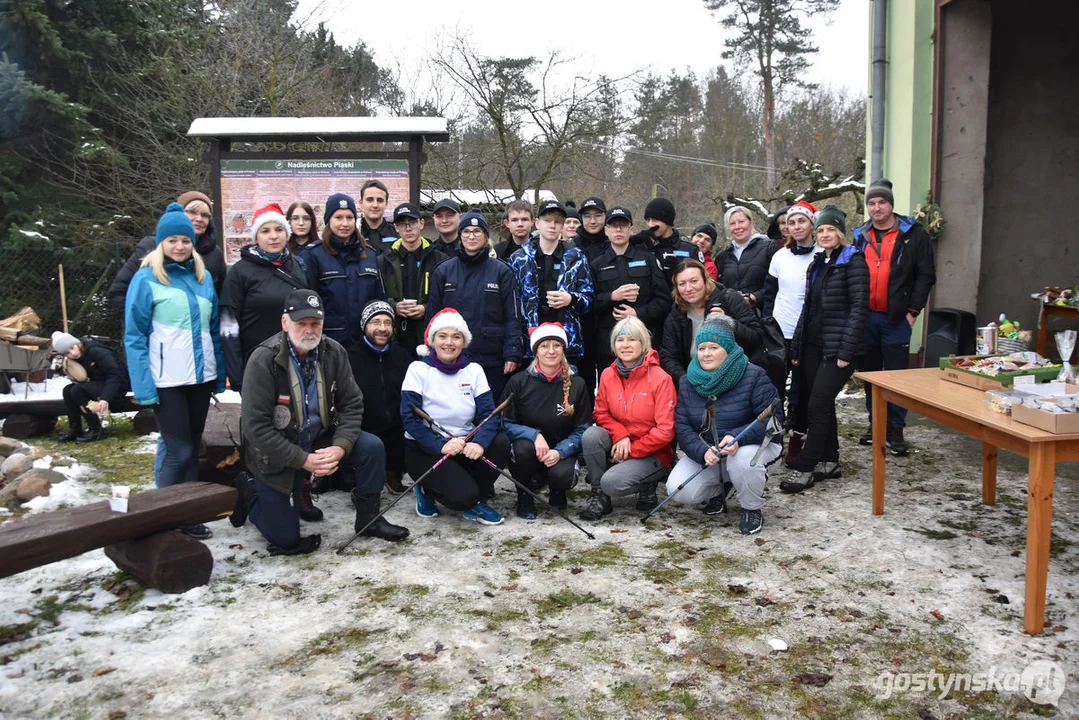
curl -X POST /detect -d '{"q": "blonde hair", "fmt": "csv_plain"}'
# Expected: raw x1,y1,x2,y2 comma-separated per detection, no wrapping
723,206,755,231
814,224,849,247
610,316,652,356
184,200,212,219
141,240,206,285
527,350,576,416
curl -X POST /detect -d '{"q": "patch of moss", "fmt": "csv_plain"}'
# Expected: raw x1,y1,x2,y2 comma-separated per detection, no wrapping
904,526,959,541
546,541,627,569
533,588,603,617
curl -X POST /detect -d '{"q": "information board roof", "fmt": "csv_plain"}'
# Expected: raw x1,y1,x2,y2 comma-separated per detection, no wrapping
187,116,449,142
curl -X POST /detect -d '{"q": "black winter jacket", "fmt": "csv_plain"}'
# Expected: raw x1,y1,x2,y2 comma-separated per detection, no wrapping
362,218,399,256
219,245,308,392
716,234,777,307
851,214,936,325
631,229,703,283
376,238,450,358
675,365,782,465
73,338,129,406
303,235,388,347
347,338,411,436
791,245,870,363
659,287,764,382
590,244,672,352
241,333,365,495
570,228,610,266
107,227,226,313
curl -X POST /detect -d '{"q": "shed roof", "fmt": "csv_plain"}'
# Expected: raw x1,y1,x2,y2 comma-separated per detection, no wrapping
187,116,449,142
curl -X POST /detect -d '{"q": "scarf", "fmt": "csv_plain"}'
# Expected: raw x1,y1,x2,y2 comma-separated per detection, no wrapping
615,355,643,378
427,353,469,375
253,244,290,265
791,242,816,255
686,345,748,398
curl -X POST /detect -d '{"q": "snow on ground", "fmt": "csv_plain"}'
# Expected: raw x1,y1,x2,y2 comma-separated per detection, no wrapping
0,395,1076,718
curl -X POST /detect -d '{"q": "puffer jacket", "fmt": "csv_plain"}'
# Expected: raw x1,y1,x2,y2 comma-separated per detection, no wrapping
74,338,129,406
124,260,225,405
716,234,777,305
508,238,593,358
659,286,764,382
241,332,364,495
675,366,781,465
303,235,387,347
108,227,226,313
851,214,936,324
594,349,677,468
791,244,870,363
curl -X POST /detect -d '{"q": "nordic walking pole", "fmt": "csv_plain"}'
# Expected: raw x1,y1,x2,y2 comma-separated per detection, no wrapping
641,398,780,524
410,403,596,540
335,396,512,554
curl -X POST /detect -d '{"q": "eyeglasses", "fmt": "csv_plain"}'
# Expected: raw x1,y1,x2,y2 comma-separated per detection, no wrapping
460,228,486,238
394,218,419,229
289,215,311,223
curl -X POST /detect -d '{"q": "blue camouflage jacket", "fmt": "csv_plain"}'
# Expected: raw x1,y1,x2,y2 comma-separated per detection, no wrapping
508,238,593,358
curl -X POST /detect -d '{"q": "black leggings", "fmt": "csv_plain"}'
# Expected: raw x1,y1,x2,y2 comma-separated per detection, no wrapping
404,433,510,511
792,344,854,471
508,438,578,492
154,382,214,488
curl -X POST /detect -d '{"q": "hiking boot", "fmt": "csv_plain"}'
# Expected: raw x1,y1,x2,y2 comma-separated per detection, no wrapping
635,481,659,512
784,431,805,468
703,480,736,515
858,425,874,446
384,470,406,495
579,486,612,521
75,427,106,443
816,461,842,480
886,427,909,457
310,474,331,493
463,501,504,526
353,492,409,541
229,471,255,528
181,524,213,540
516,490,537,519
296,474,323,522
549,487,568,511
268,534,322,556
739,508,764,535
57,428,82,443
414,484,439,518
779,470,815,494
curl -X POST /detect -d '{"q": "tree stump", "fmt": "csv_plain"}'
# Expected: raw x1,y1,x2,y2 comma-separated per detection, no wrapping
104,530,213,593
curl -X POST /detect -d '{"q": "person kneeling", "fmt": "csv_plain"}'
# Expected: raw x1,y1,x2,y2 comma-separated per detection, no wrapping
401,309,510,526
502,323,593,518
237,290,408,555
665,318,782,535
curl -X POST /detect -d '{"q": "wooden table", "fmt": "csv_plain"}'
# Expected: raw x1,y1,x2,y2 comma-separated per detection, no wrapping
854,368,1079,635
1035,302,1079,358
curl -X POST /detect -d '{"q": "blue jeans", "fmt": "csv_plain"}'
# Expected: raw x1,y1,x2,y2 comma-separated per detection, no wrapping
861,311,912,428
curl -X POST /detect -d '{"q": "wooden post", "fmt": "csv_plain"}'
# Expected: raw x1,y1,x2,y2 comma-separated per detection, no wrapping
982,442,998,505
58,264,68,333
871,386,888,515
1024,443,1055,635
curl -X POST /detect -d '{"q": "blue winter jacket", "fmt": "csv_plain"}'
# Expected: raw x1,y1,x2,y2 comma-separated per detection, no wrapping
124,260,226,405
507,238,593,358
302,235,387,347
427,250,524,367
675,365,781,465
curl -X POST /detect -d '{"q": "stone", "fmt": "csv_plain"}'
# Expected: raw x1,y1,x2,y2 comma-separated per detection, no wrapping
15,468,65,501
0,436,26,458
1,453,32,481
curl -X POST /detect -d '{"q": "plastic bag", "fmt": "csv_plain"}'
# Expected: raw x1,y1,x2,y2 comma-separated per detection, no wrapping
1056,329,1077,383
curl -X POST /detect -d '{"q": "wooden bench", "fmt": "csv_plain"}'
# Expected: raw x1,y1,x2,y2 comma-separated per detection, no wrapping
0,395,142,439
0,482,237,593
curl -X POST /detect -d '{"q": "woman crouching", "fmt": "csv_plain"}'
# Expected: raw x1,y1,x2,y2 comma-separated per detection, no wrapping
502,323,593,519
401,309,511,525
666,317,782,535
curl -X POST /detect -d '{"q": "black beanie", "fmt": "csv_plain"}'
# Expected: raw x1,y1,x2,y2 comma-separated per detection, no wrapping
814,205,847,235
692,223,718,243
866,178,894,206
565,205,581,222
644,197,676,226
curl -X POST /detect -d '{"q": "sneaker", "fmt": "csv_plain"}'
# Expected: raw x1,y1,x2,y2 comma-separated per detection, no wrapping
858,425,874,446
816,461,842,480
886,427,909,457
516,491,537,520
779,470,815,494
463,501,504,526
703,480,736,515
579,487,612,521
739,508,764,535
181,524,213,540
635,482,659,512
549,487,568,510
413,484,439,518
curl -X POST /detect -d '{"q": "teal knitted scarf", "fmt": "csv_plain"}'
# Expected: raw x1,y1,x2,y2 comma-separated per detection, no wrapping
687,319,749,398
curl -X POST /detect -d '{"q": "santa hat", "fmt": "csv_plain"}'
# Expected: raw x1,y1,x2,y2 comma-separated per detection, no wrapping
417,308,472,357
529,322,568,355
786,201,818,223
250,202,291,241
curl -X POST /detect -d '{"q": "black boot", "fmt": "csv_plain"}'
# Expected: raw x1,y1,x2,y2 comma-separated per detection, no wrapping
579,486,612,521
635,481,659,512
353,492,409,542
58,416,82,442
384,470,407,495
230,471,255,528
516,489,537,519
268,534,322,556
76,413,105,443
296,474,324,522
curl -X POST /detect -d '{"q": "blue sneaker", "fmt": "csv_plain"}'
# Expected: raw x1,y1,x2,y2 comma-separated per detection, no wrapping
414,485,439,518
463,501,504,526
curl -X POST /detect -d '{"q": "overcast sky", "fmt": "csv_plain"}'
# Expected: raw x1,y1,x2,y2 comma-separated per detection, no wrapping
296,0,869,102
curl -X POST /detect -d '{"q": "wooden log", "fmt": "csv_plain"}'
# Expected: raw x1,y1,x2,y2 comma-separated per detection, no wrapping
1,413,57,439
0,395,138,420
132,408,158,435
104,531,213,593
0,328,50,347
0,481,236,578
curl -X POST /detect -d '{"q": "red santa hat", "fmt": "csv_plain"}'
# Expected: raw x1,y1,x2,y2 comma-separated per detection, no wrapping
250,202,291,241
417,308,473,357
528,322,568,355
785,201,818,223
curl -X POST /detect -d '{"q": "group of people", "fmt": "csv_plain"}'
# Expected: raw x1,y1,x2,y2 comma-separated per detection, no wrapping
52,177,934,555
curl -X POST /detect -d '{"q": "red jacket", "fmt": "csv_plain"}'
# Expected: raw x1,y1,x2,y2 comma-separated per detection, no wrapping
594,349,677,468
703,254,719,281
